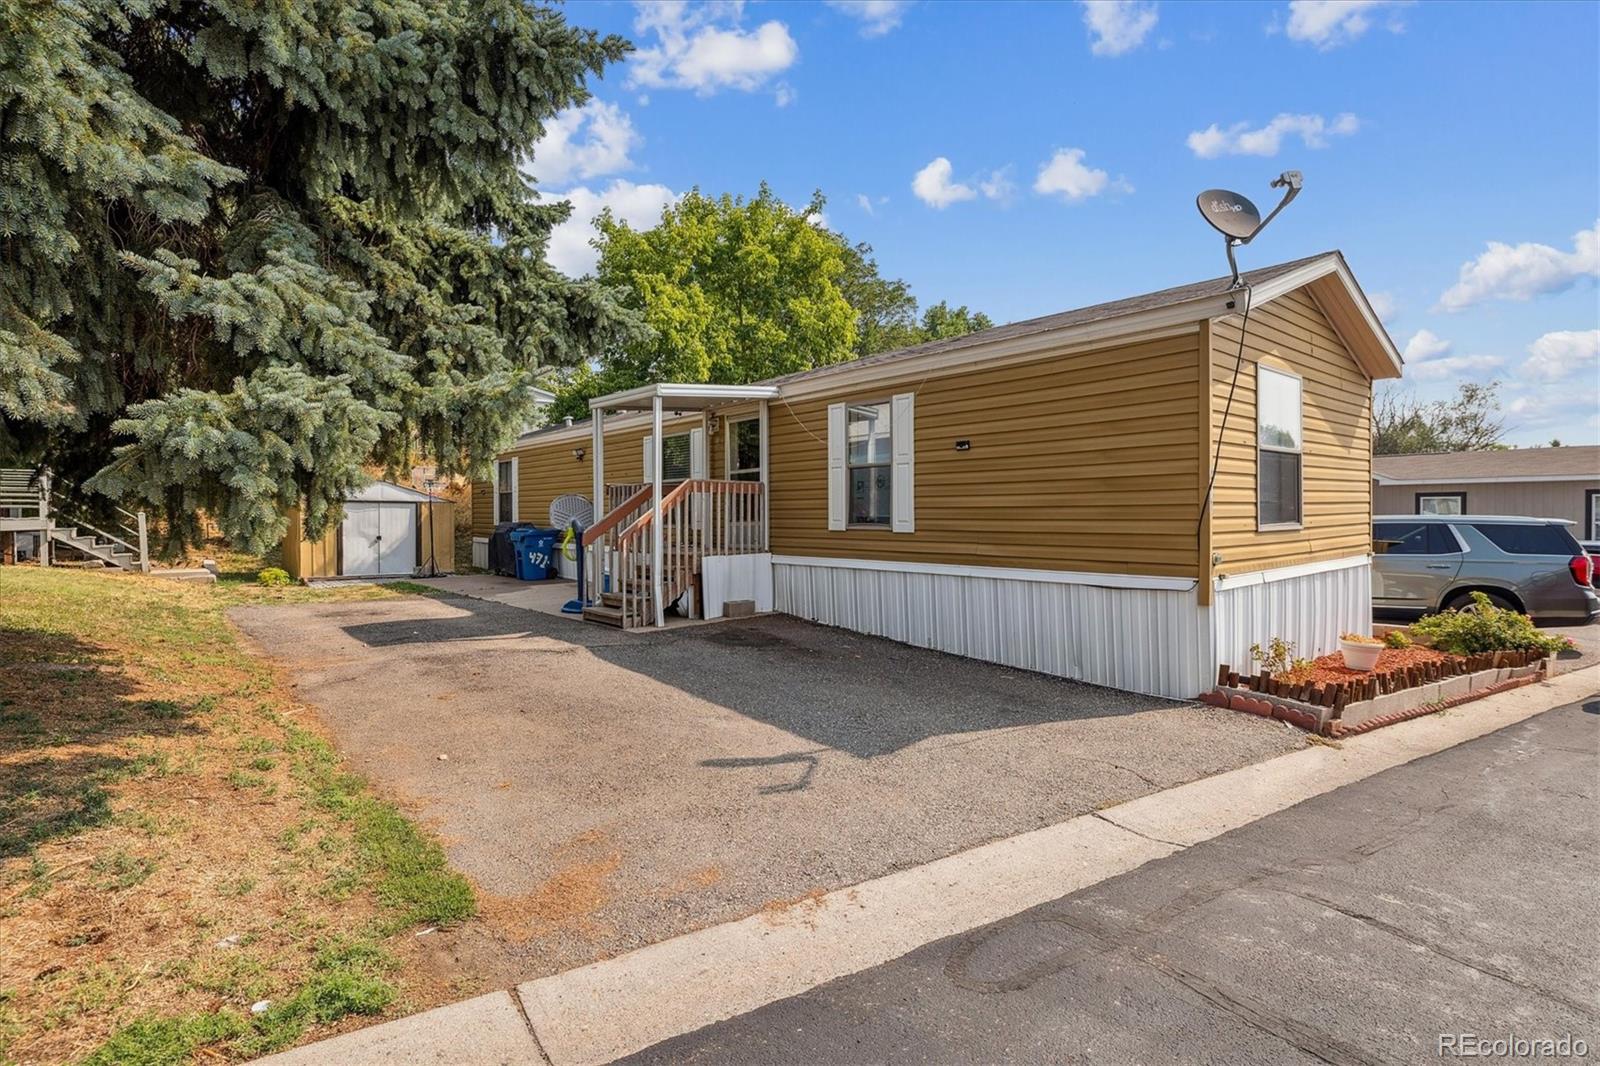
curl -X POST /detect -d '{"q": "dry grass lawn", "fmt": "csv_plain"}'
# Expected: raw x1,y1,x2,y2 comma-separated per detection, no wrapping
0,565,475,1064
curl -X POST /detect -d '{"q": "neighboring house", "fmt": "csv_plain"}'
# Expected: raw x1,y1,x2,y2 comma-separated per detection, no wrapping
1373,447,1600,539
473,251,1402,698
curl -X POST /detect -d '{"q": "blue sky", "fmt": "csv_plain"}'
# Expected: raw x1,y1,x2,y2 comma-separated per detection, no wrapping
533,0,1600,447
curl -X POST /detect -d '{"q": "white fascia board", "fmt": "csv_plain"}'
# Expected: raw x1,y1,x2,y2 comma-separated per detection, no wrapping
771,554,1199,591
1374,473,1596,486
590,382,780,411
1214,552,1370,589
773,318,1212,403
1248,255,1403,380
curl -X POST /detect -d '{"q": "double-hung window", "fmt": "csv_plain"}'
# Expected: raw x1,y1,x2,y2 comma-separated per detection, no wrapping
846,402,892,526
1417,492,1466,516
728,418,761,482
1256,365,1303,529
495,459,514,523
660,432,692,483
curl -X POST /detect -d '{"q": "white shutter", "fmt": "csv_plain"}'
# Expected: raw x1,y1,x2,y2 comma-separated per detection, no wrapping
826,402,846,531
689,427,707,479
642,435,654,482
890,392,914,533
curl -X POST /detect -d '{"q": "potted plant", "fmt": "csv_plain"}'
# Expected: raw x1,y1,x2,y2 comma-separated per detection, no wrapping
1339,631,1383,672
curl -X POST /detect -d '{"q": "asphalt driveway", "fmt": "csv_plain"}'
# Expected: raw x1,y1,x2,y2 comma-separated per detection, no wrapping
230,591,1299,984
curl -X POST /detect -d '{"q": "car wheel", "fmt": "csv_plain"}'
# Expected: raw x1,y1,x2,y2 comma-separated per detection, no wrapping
1443,590,1518,614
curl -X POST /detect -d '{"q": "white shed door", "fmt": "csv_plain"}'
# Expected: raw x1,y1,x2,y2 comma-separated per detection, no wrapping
342,503,416,576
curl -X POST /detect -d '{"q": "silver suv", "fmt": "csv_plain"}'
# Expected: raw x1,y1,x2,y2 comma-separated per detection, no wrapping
1372,514,1599,625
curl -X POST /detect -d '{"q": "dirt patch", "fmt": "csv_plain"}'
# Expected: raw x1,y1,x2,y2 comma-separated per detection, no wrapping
477,831,623,945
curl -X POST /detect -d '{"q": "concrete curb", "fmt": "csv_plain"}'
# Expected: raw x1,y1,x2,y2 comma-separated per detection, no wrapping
258,666,1598,1065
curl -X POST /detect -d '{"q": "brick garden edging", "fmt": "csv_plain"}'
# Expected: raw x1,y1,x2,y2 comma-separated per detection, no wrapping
1198,654,1550,737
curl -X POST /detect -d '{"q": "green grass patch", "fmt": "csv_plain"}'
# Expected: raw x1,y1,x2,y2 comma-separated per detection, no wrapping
285,726,474,928
91,850,157,891
81,1010,245,1066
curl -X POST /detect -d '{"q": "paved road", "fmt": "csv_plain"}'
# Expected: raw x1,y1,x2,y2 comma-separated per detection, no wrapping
623,698,1600,1065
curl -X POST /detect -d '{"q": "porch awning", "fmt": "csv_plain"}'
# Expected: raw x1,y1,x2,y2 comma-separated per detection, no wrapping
589,382,780,413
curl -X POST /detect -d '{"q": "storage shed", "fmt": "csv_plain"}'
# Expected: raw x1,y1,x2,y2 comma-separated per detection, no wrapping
282,482,454,580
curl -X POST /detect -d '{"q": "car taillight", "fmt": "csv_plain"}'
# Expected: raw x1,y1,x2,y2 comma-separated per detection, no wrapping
1571,554,1595,587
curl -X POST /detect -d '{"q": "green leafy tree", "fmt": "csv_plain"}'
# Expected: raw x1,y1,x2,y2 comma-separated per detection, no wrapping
547,185,857,421
836,241,920,358
1373,382,1506,455
1,0,635,552
916,300,994,342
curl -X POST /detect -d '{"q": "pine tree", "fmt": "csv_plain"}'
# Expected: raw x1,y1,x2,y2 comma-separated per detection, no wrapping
0,0,636,552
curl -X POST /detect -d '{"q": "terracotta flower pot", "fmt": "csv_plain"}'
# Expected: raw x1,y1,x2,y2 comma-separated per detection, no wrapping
1339,637,1382,672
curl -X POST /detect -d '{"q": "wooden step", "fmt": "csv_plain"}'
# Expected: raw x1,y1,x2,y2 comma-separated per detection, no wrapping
582,605,625,627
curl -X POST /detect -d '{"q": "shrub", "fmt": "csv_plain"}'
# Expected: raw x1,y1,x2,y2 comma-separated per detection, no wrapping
1249,636,1310,676
1410,592,1573,656
256,567,291,587
1383,630,1413,650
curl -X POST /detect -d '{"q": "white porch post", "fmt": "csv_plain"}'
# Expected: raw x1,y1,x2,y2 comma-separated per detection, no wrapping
651,395,665,627
758,399,770,551
591,408,604,523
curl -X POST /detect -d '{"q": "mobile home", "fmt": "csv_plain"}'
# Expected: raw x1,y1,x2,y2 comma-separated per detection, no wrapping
473,251,1403,698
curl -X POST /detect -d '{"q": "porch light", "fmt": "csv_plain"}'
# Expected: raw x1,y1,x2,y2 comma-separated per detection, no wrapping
573,446,585,461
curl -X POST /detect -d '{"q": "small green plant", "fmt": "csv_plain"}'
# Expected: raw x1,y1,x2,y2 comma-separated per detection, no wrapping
1249,636,1307,675
1383,629,1412,649
256,567,291,587
1410,592,1575,656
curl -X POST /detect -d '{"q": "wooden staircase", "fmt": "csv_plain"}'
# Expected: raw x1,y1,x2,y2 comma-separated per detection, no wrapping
579,479,765,630
1,468,149,573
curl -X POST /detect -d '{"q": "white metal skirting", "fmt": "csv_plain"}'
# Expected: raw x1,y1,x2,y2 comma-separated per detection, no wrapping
772,560,1209,699
472,536,489,570
1212,557,1371,675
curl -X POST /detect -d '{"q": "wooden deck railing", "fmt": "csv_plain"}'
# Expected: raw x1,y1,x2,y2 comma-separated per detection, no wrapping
583,479,766,627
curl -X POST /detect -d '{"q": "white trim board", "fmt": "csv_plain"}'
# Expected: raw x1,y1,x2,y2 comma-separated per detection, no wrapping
770,554,1198,592
1374,473,1597,486
1214,552,1370,589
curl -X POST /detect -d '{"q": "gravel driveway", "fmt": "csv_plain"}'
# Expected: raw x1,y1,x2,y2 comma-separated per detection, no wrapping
231,592,1299,985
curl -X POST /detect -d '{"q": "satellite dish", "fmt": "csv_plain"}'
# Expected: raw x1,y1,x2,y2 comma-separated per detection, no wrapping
1197,189,1261,241
1195,171,1304,288
550,494,591,529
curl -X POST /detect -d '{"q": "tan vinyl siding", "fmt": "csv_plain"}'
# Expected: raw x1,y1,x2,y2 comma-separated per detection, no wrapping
1375,479,1599,530
769,332,1203,577
1208,289,1373,577
473,415,727,536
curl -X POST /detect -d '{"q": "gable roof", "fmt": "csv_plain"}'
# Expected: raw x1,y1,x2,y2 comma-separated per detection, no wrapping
511,250,1403,448
1373,446,1600,485
763,250,1402,397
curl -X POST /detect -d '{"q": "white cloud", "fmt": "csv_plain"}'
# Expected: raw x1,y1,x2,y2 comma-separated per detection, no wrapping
1521,329,1600,382
1080,0,1159,56
629,2,798,98
825,0,912,37
912,157,976,209
546,180,679,277
1408,354,1506,382
979,167,1016,203
526,100,638,188
1033,148,1129,202
1437,222,1600,312
1399,329,1503,381
774,83,796,107
1402,328,1450,363
856,193,874,215
1367,290,1398,323
1284,0,1411,50
1186,112,1359,158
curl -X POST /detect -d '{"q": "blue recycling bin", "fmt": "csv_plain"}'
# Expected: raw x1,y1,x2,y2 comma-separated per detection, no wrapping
511,529,557,581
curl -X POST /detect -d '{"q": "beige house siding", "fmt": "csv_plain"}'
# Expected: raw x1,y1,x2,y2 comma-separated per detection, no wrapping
1375,479,1600,533
768,331,1203,578
471,415,727,536
1208,289,1373,579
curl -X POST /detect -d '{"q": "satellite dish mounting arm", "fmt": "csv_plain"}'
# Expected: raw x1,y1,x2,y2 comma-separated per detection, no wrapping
1222,171,1303,287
